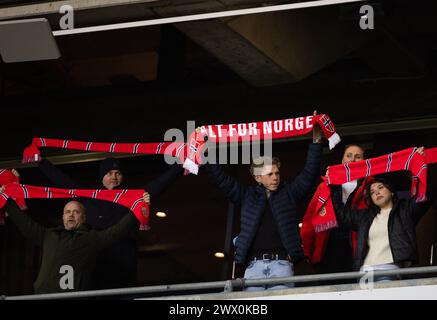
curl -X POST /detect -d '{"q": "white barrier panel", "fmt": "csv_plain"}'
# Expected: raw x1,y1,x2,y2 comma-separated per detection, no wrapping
239,284,437,300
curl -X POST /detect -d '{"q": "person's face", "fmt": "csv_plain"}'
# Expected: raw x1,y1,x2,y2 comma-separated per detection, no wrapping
254,164,280,191
63,201,86,230
342,146,364,164
102,170,123,190
370,182,393,209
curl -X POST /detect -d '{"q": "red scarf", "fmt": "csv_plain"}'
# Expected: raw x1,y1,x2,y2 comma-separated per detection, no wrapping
0,169,27,224
184,114,341,174
23,139,182,163
23,114,340,175
300,177,371,263
313,147,437,232
0,184,150,230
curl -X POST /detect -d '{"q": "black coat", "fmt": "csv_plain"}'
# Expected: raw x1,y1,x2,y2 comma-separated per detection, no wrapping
6,199,136,294
204,143,323,264
39,159,183,289
331,184,432,270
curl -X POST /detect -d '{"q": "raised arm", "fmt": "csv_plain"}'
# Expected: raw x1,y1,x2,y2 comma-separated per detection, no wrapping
143,164,184,198
286,110,323,200
287,142,323,201
330,184,368,231
4,199,47,247
94,211,138,249
38,158,81,189
201,163,246,206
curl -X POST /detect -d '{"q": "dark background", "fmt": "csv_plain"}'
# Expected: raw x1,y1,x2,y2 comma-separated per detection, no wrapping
1,0,437,295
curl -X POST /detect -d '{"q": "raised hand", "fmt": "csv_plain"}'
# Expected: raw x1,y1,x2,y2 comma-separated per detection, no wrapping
312,110,322,143
11,169,20,178
142,192,150,204
416,146,425,155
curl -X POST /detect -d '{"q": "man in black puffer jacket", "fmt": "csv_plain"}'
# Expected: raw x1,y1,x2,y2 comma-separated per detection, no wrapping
202,124,323,291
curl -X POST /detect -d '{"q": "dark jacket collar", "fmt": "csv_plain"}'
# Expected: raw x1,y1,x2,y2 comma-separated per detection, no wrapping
255,181,286,194
53,223,92,233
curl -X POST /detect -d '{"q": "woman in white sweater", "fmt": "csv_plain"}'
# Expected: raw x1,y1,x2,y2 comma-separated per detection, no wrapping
330,148,434,282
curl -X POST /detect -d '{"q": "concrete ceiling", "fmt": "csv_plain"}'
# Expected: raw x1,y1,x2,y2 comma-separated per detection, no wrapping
2,0,437,170
0,1,435,88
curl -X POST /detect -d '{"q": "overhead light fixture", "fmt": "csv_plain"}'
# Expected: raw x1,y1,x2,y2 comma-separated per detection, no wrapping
0,18,60,63
299,223,303,228
52,0,367,36
156,212,167,218
0,0,367,62
214,252,225,258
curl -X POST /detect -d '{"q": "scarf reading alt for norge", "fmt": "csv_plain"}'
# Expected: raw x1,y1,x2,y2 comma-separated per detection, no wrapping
22,114,341,175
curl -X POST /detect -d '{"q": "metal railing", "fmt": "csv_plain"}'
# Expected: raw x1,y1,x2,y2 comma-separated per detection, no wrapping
3,265,437,300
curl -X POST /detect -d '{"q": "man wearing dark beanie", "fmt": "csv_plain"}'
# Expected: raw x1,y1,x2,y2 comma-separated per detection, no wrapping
99,157,122,182
36,156,183,290
99,157,124,191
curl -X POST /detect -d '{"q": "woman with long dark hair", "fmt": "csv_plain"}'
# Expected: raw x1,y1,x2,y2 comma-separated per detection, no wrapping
330,148,434,281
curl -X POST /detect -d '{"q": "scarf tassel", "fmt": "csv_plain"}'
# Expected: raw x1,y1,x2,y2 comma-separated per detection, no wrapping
22,143,41,164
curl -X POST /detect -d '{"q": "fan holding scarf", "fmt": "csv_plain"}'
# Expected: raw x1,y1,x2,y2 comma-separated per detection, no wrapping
0,180,150,294
301,144,369,279
200,111,326,291
328,147,437,281
27,155,183,290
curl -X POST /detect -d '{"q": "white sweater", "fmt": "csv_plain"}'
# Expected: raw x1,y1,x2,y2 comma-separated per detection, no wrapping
363,208,394,266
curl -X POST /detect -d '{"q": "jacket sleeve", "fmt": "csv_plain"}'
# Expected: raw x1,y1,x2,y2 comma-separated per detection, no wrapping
95,212,138,249
331,185,367,231
143,165,184,198
39,158,81,189
201,164,245,206
5,199,46,246
287,143,323,201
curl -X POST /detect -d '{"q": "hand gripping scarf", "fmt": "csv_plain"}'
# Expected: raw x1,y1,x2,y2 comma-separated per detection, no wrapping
0,169,27,224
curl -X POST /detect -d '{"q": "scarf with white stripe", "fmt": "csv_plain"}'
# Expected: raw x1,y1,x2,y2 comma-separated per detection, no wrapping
185,114,341,173
0,169,27,224
23,140,181,163
22,114,340,175
0,184,150,230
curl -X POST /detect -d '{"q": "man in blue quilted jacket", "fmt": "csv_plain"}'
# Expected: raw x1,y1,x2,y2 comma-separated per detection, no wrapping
202,117,323,291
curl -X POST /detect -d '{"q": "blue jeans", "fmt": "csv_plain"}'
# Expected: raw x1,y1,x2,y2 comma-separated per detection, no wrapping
360,263,401,283
243,259,294,291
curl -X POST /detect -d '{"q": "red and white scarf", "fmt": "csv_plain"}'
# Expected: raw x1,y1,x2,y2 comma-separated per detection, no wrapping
0,183,150,230
313,147,437,232
0,169,27,224
23,139,182,163
22,114,341,175
186,114,340,173
199,114,339,145
301,177,371,263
